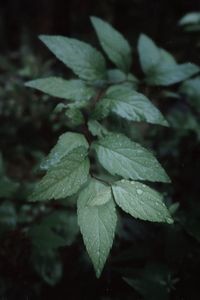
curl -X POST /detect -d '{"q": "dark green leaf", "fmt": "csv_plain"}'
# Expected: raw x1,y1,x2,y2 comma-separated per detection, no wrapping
65,107,85,127
29,224,66,250
88,120,109,138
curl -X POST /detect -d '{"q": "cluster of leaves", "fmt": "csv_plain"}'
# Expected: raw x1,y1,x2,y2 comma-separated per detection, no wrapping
25,16,200,278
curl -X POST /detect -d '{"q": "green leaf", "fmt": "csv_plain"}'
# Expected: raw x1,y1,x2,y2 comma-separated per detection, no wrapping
147,63,200,86
91,17,132,73
39,35,107,81
138,34,200,85
93,133,170,182
91,98,112,120
84,179,112,206
88,120,109,138
112,180,173,223
138,34,176,73
159,49,176,66
107,69,127,83
107,69,139,89
65,107,85,128
77,179,117,277
41,132,89,170
98,85,168,126
138,34,161,74
30,147,90,201
179,12,200,26
25,78,95,101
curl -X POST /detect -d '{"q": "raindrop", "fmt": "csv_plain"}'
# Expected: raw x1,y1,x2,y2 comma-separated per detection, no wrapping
166,217,173,224
136,189,143,195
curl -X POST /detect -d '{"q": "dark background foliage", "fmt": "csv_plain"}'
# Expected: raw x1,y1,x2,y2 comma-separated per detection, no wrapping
0,0,200,299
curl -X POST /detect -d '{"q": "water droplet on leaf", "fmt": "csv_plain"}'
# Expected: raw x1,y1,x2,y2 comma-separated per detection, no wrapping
136,189,143,195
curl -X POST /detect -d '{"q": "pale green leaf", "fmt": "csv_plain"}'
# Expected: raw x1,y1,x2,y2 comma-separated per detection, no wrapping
159,49,176,66
85,179,112,206
107,69,127,83
147,63,200,86
25,78,95,101
53,103,67,113
41,132,89,170
138,34,176,73
107,69,139,88
39,35,107,81
93,133,170,182
138,34,161,73
179,12,200,26
138,34,200,85
112,180,173,223
91,17,132,73
77,179,117,277
30,147,90,201
99,85,168,126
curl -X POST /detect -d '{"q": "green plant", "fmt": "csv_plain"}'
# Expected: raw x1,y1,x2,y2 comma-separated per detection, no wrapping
179,12,200,32
25,16,200,278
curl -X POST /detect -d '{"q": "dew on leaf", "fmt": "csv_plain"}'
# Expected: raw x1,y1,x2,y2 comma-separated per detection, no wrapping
136,189,143,195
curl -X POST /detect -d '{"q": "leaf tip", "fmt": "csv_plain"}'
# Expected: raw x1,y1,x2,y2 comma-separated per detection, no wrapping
38,34,47,42
38,34,52,46
24,80,31,87
166,216,174,224
90,15,97,22
95,268,102,278
138,33,148,43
